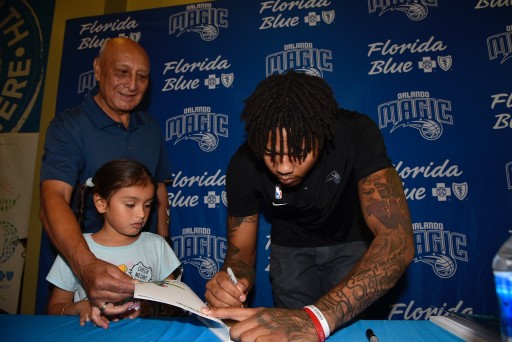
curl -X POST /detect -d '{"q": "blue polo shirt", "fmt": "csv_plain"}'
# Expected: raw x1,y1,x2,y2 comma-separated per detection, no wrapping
40,88,171,233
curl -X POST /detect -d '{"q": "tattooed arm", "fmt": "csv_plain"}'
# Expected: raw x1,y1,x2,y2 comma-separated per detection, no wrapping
205,214,259,308
315,166,415,331
204,167,414,341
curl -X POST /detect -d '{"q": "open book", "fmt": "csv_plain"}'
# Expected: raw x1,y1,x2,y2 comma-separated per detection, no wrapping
134,279,231,342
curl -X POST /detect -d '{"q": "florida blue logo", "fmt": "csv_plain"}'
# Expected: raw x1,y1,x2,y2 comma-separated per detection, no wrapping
0,0,45,132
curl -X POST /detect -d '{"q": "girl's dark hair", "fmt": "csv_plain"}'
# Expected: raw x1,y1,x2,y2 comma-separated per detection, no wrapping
241,70,339,159
77,159,157,229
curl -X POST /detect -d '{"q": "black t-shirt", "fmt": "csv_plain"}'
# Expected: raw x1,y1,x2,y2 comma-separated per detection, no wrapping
226,109,392,247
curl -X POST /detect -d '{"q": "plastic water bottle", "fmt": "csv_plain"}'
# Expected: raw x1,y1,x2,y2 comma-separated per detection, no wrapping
493,236,512,342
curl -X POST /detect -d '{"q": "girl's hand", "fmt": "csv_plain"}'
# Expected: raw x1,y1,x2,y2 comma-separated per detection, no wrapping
75,300,92,326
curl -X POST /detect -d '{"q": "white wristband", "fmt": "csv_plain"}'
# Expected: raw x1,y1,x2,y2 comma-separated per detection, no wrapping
304,305,330,338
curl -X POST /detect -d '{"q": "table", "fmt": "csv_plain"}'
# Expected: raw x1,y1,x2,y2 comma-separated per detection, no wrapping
0,314,463,341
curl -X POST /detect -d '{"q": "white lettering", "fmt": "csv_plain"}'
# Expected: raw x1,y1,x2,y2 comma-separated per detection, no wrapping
490,93,512,109
475,0,512,9
172,170,225,188
493,113,512,129
163,55,231,75
403,185,426,200
259,0,331,14
395,160,463,179
388,300,473,320
368,36,447,57
168,190,199,208
79,17,138,35
369,58,413,75
260,14,299,29
162,76,200,91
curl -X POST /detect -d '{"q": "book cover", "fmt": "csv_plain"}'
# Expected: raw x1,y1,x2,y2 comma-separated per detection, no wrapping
134,279,231,342
429,314,501,342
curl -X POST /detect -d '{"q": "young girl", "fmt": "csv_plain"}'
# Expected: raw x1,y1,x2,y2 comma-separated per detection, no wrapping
46,159,180,327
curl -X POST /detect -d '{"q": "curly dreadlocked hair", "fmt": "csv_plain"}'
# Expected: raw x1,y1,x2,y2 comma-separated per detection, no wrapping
241,70,339,159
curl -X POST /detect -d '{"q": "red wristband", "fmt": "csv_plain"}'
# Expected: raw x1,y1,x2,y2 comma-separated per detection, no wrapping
304,306,326,342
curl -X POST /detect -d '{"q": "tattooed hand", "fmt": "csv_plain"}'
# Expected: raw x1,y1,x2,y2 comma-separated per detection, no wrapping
205,214,258,308
205,269,249,308
202,307,319,341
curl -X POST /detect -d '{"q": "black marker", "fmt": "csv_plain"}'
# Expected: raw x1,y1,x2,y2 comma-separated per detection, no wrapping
366,328,379,342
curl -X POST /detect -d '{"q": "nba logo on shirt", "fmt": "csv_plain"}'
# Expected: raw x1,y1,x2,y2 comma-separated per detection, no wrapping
275,184,282,200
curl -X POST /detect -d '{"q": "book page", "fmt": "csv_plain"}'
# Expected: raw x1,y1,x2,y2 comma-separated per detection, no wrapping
134,279,231,341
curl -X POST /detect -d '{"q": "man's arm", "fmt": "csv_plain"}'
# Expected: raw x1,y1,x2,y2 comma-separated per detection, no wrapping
316,166,414,330
40,180,137,316
203,167,414,340
40,180,96,277
156,183,170,238
205,213,259,307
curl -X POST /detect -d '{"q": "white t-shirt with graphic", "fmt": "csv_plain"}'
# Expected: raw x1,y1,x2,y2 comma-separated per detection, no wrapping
46,232,181,302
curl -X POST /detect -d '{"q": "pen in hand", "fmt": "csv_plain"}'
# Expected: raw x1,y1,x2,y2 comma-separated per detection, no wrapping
366,329,379,342
227,267,238,285
227,267,248,307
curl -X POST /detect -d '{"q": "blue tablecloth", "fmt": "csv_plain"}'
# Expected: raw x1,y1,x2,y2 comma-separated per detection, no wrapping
0,314,463,341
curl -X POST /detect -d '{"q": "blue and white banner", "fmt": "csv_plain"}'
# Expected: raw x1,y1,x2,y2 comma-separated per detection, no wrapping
39,1,512,319
0,0,54,313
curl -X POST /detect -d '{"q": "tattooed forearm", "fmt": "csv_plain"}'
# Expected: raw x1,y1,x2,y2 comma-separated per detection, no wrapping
315,167,414,329
227,215,256,237
225,255,255,286
360,168,412,236
224,214,258,285
225,244,240,261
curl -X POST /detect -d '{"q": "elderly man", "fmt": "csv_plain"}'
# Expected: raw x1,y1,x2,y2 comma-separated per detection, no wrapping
40,37,171,327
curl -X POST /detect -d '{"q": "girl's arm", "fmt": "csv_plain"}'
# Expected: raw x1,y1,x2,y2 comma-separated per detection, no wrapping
48,286,92,326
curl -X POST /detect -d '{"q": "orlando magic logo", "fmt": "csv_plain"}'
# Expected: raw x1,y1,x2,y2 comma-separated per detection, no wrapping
413,222,468,279
415,254,457,278
266,43,333,77
172,229,227,280
177,24,219,41
169,6,228,42
294,68,323,77
174,132,219,152
326,170,341,184
185,257,219,278
378,93,453,141
380,3,428,21
166,109,228,153
369,0,437,21
399,119,443,140
487,29,512,64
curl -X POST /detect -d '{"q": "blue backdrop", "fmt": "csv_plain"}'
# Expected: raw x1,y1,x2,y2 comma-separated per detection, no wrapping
37,0,512,320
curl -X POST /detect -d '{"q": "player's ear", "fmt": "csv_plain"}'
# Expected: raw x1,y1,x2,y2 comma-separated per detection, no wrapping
94,193,107,213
